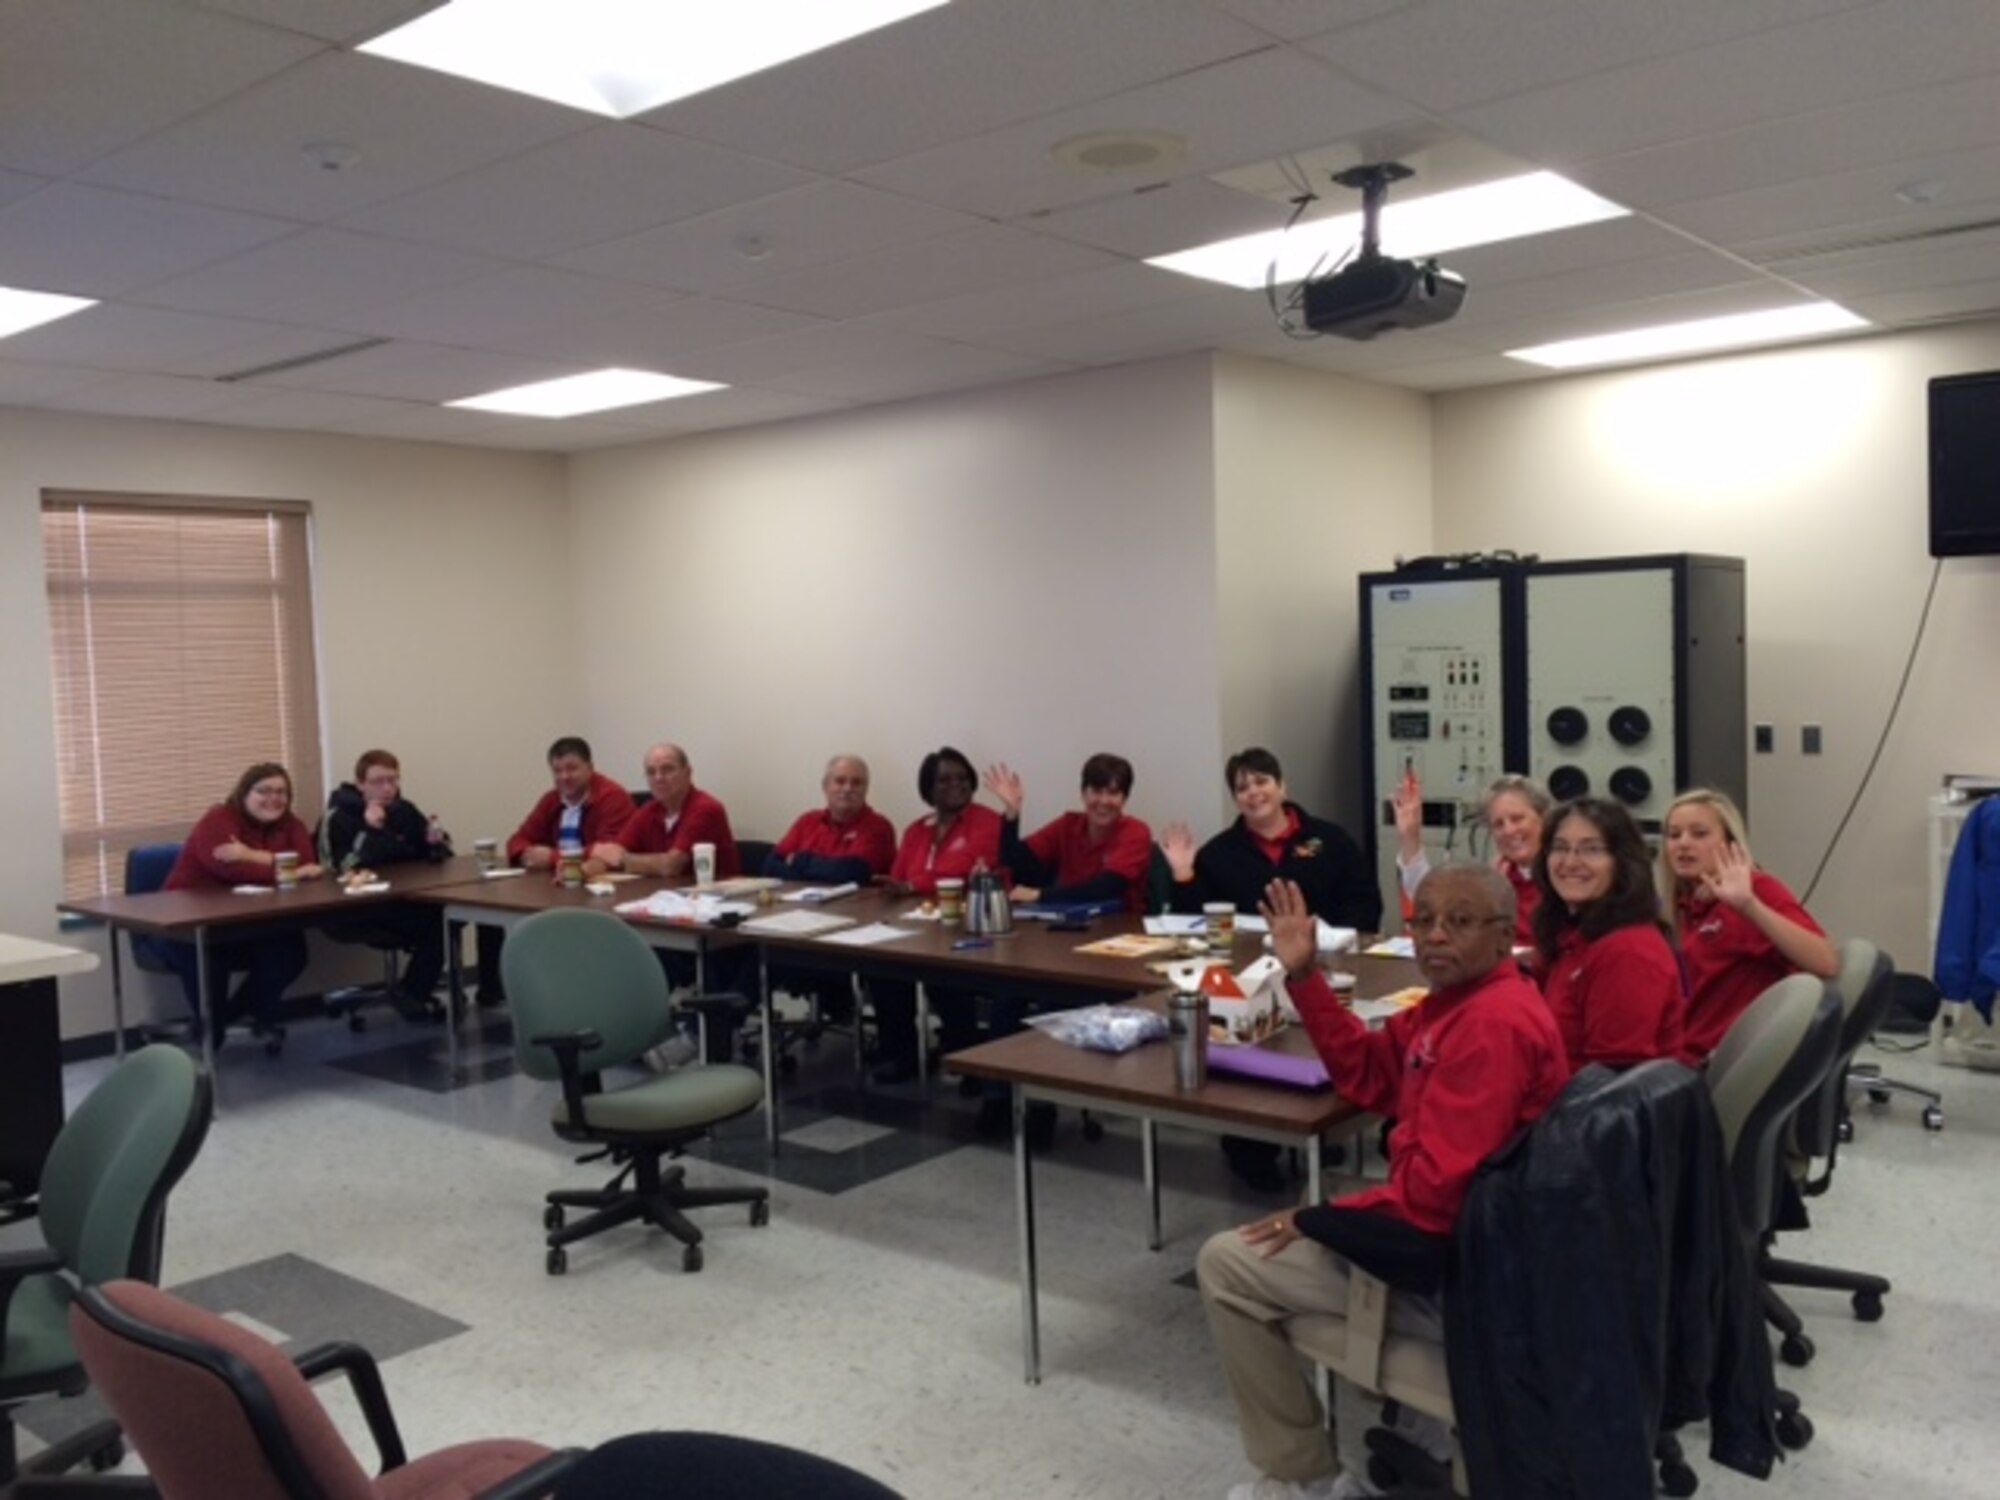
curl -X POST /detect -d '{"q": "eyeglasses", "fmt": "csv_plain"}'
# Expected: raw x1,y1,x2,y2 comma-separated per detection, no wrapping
1409,911,1507,937
1547,840,1610,860
248,782,289,800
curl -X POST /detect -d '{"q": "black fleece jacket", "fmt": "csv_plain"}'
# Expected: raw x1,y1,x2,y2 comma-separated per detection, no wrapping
320,783,450,873
1167,802,1380,931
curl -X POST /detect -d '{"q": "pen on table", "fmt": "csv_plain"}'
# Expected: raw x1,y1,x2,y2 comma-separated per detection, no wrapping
951,938,992,951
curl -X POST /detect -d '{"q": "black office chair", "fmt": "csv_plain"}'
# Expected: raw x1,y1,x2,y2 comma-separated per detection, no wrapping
738,838,868,1075
318,920,409,1031
1845,971,1945,1131
503,909,769,1274
1761,940,1897,1366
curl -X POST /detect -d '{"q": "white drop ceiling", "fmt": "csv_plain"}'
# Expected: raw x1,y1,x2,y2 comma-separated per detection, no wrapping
0,0,1995,452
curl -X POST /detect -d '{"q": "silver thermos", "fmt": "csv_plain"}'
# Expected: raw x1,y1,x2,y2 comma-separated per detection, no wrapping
1167,989,1208,1092
965,866,1013,936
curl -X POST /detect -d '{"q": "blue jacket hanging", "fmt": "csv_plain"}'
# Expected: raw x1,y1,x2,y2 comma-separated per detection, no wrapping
1935,797,2000,1022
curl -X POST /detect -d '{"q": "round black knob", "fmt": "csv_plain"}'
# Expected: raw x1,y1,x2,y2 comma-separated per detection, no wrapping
1546,707,1589,746
1609,706,1652,747
1548,765,1590,801
1610,767,1653,806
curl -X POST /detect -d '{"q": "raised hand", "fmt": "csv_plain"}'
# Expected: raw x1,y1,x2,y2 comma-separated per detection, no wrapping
1702,841,1757,911
1160,821,1198,881
1260,878,1317,977
1392,774,1424,860
983,762,1024,820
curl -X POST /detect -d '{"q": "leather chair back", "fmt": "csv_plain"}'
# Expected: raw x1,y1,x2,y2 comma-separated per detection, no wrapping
1705,974,1841,1239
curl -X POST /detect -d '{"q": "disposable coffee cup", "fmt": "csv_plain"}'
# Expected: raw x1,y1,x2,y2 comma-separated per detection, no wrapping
274,851,299,891
473,837,499,874
692,842,717,887
558,840,584,889
1204,902,1236,951
937,878,966,925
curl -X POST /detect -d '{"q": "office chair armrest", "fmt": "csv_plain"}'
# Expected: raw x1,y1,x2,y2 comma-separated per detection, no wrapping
530,1029,604,1125
473,1447,588,1500
0,1246,64,1338
292,1340,409,1472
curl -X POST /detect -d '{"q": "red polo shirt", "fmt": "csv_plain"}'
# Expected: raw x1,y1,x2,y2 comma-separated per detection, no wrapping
775,805,897,875
166,804,318,891
505,772,636,865
1023,810,1153,912
1539,922,1687,1075
617,787,739,877
1677,870,1823,1063
889,804,1005,894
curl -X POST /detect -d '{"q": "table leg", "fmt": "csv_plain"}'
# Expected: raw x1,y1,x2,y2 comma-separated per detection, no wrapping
851,973,865,1089
1142,1117,1162,1252
444,913,463,1084
1016,1084,1041,1385
760,946,779,1154
1308,1131,1323,1202
916,980,931,1092
109,924,127,1060
195,925,220,1110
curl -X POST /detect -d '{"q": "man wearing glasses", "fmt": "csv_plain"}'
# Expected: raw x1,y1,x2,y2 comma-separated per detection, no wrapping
1198,865,1569,1500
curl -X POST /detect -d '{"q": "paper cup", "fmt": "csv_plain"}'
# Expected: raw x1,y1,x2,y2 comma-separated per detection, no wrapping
692,842,717,886
274,851,299,891
937,878,966,925
1204,902,1236,951
473,837,499,873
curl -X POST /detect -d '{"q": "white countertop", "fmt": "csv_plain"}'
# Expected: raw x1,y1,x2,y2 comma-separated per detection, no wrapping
0,933,100,986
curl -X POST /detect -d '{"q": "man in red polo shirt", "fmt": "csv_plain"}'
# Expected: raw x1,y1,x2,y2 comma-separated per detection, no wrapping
764,755,896,884
592,743,739,879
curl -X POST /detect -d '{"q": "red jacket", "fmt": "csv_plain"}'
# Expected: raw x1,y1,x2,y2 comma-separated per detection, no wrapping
1540,922,1687,1075
1291,963,1568,1234
505,772,636,864
616,787,740,877
774,806,897,876
1020,810,1153,912
166,803,317,891
1676,870,1823,1063
889,804,1005,894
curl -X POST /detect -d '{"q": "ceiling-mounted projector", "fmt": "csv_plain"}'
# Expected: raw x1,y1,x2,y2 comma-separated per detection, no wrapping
1301,163,1466,340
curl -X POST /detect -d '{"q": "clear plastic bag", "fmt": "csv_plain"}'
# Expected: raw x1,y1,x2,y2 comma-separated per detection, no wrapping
1025,1003,1168,1054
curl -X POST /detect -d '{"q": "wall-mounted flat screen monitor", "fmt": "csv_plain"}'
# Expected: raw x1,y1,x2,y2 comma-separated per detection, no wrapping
1930,369,2000,557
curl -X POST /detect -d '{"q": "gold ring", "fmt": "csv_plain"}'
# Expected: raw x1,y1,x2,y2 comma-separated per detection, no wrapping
1272,1220,1284,1232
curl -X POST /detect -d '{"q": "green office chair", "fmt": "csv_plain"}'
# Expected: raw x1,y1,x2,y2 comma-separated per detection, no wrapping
0,1045,213,1484
503,909,769,1275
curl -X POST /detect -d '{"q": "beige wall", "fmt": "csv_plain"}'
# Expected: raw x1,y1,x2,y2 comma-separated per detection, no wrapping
566,356,1226,844
1432,319,2000,967
0,409,573,1035
1211,354,1433,834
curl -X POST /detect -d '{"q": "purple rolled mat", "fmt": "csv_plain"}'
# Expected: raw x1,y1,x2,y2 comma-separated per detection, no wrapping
1204,1043,1330,1090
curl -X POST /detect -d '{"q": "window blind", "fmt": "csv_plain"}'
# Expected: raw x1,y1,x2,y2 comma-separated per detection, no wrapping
42,492,325,901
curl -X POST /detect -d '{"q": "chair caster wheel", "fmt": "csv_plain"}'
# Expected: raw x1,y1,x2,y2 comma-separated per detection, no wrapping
544,1205,565,1231
779,1054,799,1077
682,1243,704,1273
1774,1408,1813,1450
1853,1290,1885,1322
88,1437,125,1472
545,1247,567,1276
262,1028,286,1057
749,1200,770,1227
1081,1115,1105,1143
1835,1116,1853,1143
1867,1088,1891,1105
1779,1332,1814,1368
349,1014,367,1032
1923,1105,1945,1131
1658,1458,1697,1497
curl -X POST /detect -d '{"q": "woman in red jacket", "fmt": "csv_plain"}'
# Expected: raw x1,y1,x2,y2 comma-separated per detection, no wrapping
163,761,323,1049
1660,788,1837,1064
1532,797,1686,1075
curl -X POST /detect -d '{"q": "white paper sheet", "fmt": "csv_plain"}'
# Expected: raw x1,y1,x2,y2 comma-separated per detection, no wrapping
615,891,757,925
1143,914,1207,936
782,882,860,903
1362,935,1417,958
740,909,854,936
815,922,919,947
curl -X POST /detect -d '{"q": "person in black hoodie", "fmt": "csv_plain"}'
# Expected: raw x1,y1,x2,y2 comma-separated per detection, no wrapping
1162,748,1382,1192
319,748,450,1021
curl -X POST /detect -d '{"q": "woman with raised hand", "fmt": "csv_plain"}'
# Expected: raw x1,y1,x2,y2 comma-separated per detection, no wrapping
1659,788,1837,1064
1394,772,1550,947
1531,796,1686,1075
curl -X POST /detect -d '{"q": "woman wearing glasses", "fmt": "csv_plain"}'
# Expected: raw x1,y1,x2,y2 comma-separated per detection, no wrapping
1659,788,1837,1063
1531,797,1686,1075
163,761,324,1051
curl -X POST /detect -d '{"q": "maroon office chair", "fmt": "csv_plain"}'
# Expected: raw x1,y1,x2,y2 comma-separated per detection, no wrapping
58,1279,579,1499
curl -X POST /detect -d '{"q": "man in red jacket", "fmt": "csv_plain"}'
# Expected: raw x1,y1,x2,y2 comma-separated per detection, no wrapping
1199,866,1568,1500
476,736,636,1004
593,742,739,880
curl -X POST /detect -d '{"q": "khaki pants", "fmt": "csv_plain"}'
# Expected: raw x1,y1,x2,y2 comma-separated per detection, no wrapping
1197,1227,1445,1485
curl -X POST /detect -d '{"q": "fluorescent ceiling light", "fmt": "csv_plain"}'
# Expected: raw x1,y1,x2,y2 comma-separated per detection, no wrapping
1506,303,1869,370
1148,171,1627,289
0,286,97,340
449,369,725,418
362,0,950,117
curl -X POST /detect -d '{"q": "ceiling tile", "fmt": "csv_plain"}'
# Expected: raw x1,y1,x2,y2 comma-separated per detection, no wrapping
194,386,435,431
462,417,661,452
1446,250,1761,331
303,402,558,447
0,0,321,176
649,0,1273,172
78,51,592,221
663,323,980,385
1304,0,1883,113
0,303,319,373
591,386,856,435
554,180,983,295
39,372,251,420
864,262,1211,343
764,342,1072,403
521,297,823,368
1209,0,1415,42
1436,216,1703,288
130,230,510,324
1453,279,1819,353
972,290,1265,364
193,1,436,45
1662,143,2000,252
856,48,1412,220
1777,224,2000,299
246,342,585,403
0,183,297,298
1843,277,2000,325
0,168,47,211
1031,177,1292,260
0,358,116,403
726,224,1117,320
1454,0,2000,166
339,123,815,261
1356,352,1538,391
333,265,678,347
